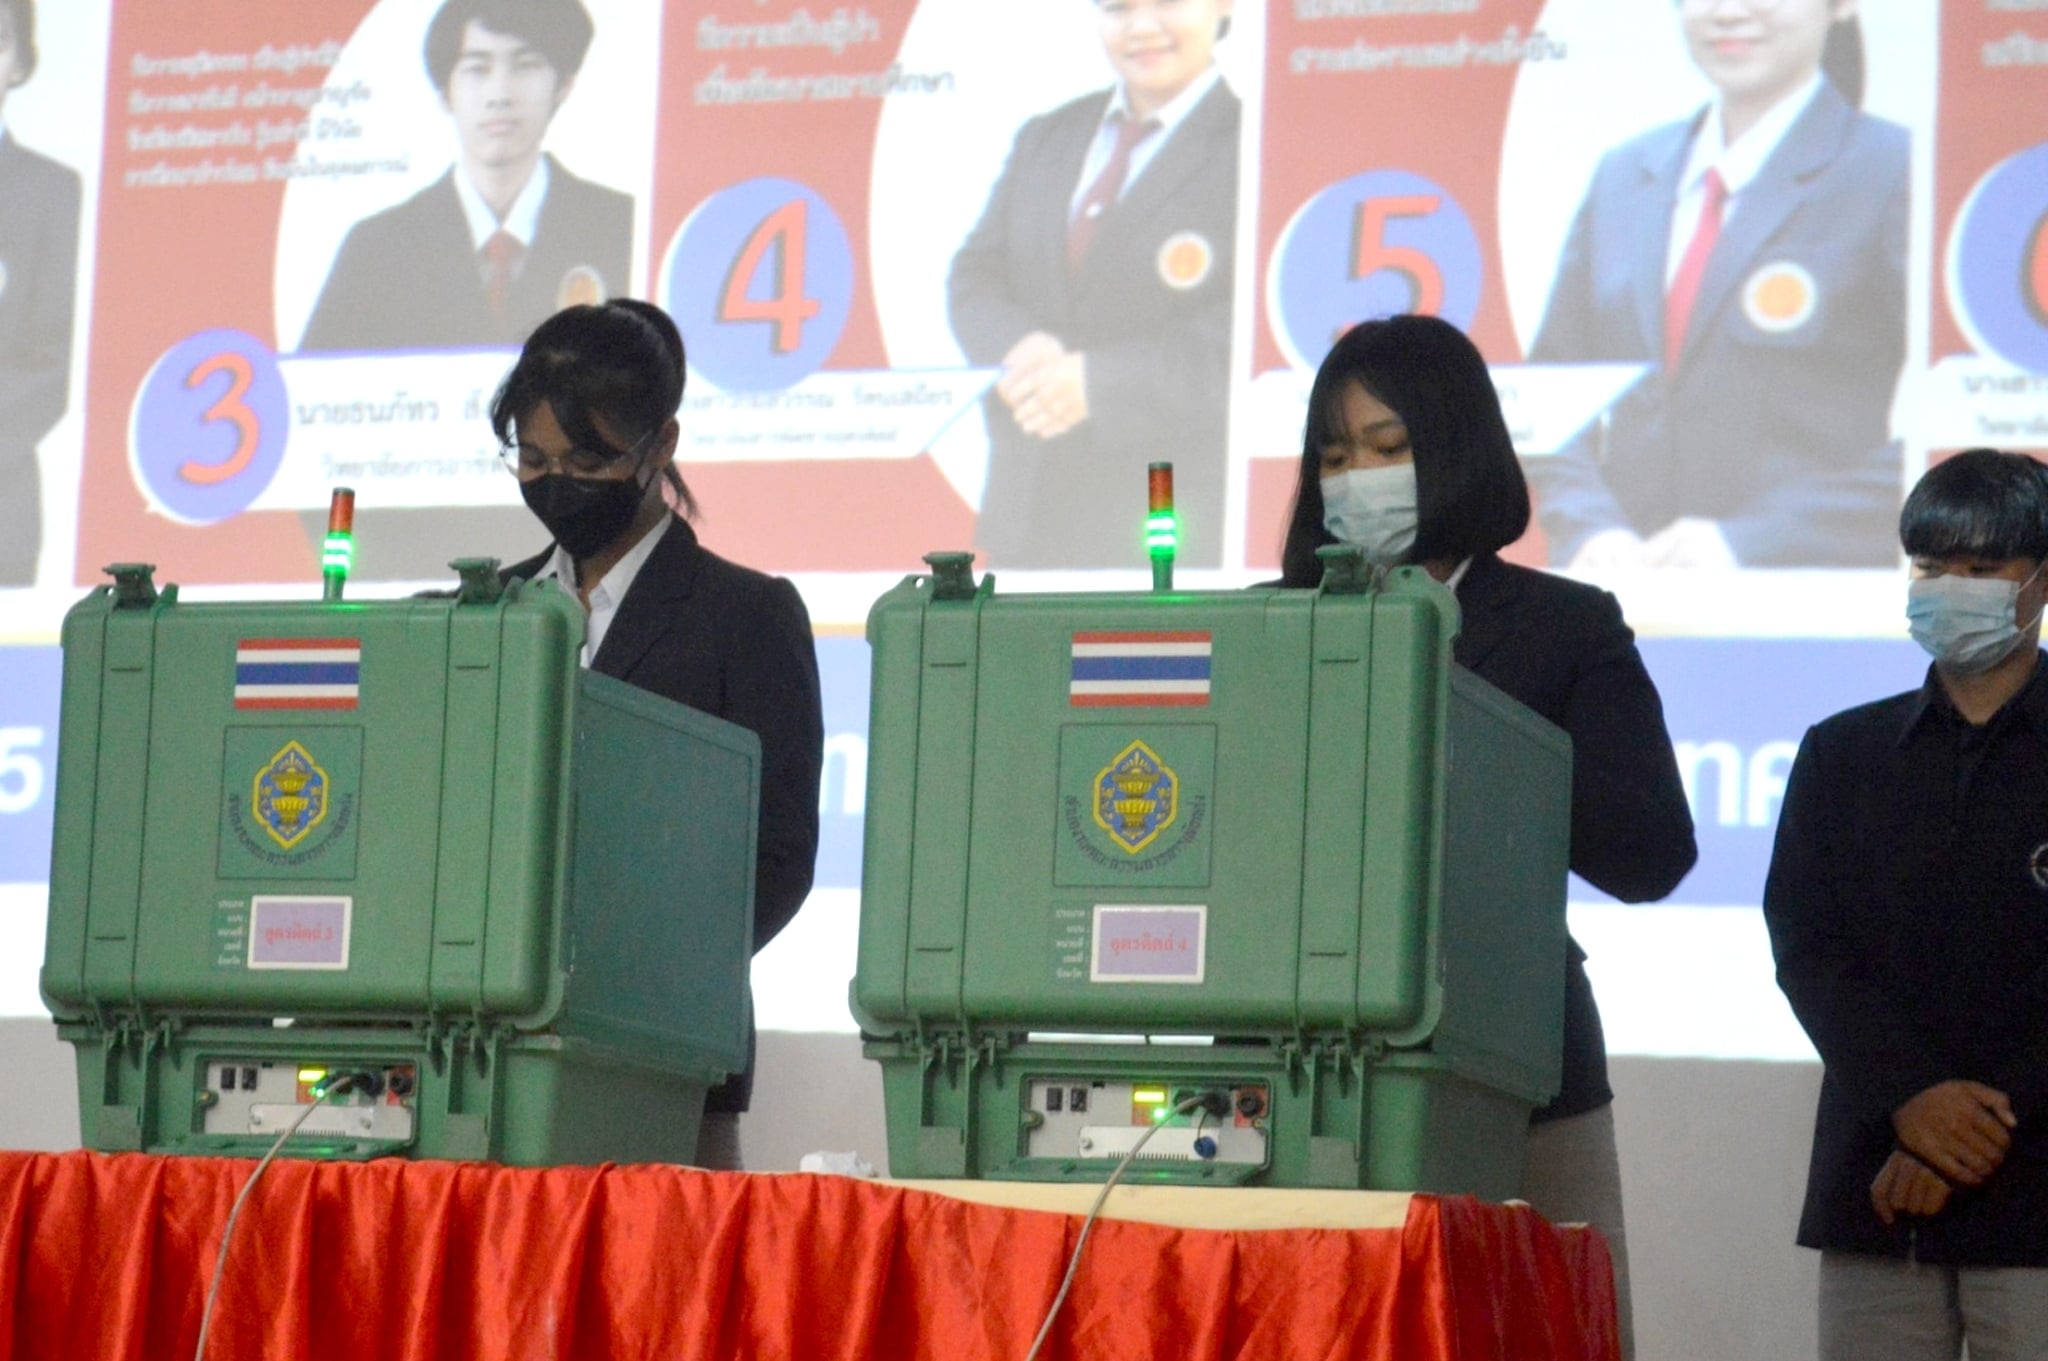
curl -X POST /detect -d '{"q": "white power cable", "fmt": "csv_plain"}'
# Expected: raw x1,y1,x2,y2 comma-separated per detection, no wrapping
192,1073,359,1361
1022,1093,1208,1361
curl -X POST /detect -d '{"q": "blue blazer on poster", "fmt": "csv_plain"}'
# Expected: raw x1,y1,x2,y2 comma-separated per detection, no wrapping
1528,82,1908,568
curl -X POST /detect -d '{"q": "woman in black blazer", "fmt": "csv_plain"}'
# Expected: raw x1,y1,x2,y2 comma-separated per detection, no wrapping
492,300,825,1171
1277,314,1696,1360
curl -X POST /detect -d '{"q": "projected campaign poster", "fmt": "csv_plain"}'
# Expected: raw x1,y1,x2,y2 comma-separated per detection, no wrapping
1927,5,2048,455
44,0,2009,603
32,0,2029,598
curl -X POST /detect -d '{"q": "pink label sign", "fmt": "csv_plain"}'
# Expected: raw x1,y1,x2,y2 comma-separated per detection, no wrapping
1090,905,1206,984
247,896,352,970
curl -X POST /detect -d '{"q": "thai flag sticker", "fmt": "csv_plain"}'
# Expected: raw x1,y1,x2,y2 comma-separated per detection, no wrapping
234,639,361,710
1069,631,1212,707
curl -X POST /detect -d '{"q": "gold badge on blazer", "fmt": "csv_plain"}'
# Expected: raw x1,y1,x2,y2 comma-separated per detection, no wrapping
1157,232,1214,292
1742,261,1818,334
557,265,607,310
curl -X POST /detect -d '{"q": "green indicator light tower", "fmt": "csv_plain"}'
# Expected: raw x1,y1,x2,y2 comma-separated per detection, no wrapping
321,487,355,602
1146,462,1176,593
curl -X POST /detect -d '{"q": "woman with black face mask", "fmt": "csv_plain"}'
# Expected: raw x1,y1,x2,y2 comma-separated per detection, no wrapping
494,299,825,1172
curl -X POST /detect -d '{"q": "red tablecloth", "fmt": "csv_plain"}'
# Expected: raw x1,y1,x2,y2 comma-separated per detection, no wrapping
0,1150,1618,1360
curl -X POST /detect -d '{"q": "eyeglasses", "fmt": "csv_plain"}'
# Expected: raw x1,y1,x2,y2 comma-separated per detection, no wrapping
499,426,655,478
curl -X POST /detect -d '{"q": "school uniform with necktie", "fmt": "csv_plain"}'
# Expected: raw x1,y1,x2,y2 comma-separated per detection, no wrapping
0,124,80,585
301,153,632,353
1528,76,1908,567
950,69,1240,568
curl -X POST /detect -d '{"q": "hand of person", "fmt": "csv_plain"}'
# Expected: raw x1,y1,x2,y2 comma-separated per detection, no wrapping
995,330,1066,409
1005,350,1089,440
994,332,1088,438
1567,528,1650,572
1870,1149,1952,1226
1891,1080,2017,1187
1642,517,1739,570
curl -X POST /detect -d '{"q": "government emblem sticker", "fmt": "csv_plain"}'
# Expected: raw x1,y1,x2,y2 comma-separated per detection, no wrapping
1742,261,1818,334
1092,740,1178,855
252,741,329,851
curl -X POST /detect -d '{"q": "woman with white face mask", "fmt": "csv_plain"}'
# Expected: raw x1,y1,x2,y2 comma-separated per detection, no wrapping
1277,314,1697,1361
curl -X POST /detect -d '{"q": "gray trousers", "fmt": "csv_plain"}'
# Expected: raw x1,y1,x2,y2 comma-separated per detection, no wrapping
1821,1250,2048,1361
1522,1103,1633,1361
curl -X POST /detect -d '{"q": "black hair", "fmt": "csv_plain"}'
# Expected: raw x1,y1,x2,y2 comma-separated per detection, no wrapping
3,0,37,87
1094,2,1231,42
490,299,697,517
423,0,594,94
1820,15,1865,109
1900,448,2048,563
1278,315,1530,587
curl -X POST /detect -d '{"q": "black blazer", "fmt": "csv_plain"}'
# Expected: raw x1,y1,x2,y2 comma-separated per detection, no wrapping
0,133,80,451
1456,555,1696,904
302,155,633,353
949,81,1239,568
507,516,824,1111
1454,555,1697,1116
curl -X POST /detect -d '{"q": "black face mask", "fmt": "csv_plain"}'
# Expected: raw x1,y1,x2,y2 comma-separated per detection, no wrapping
520,471,649,560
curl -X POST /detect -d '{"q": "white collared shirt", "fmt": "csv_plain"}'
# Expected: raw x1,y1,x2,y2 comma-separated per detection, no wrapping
453,156,552,282
1664,72,1825,285
533,514,670,667
1068,65,1224,217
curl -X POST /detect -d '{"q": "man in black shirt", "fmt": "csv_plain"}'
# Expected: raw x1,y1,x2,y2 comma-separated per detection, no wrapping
1766,447,2048,1359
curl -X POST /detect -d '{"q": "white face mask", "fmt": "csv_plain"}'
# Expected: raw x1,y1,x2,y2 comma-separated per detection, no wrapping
1906,564,2046,676
1321,464,1418,564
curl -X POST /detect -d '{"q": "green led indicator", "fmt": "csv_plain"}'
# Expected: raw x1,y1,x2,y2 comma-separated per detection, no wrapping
1145,511,1178,555
1146,463,1175,592
322,488,356,602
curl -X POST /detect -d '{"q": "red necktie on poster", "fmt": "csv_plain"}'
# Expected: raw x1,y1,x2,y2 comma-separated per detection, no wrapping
1066,115,1161,270
484,229,524,321
1663,168,1727,369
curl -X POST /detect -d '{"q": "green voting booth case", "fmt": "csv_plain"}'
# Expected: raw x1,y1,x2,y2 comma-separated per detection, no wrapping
40,564,758,1166
853,553,1573,1198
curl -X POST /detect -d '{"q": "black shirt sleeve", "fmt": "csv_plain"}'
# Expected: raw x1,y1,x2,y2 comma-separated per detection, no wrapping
1763,723,1955,1124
